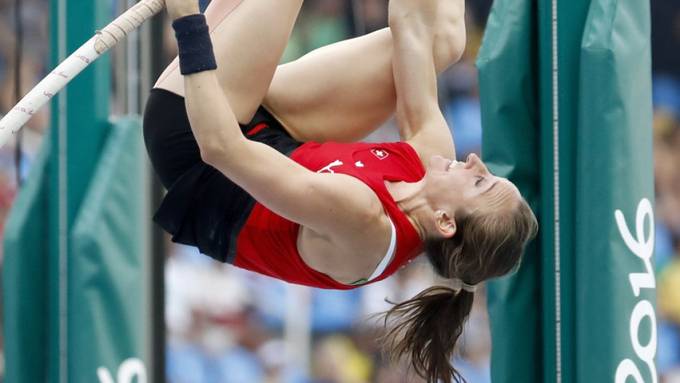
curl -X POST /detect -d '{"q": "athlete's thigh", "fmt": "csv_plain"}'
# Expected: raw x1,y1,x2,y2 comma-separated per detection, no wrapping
156,0,303,124
263,29,397,143
263,0,465,144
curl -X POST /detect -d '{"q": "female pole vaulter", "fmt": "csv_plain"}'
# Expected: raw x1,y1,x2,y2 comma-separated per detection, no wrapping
144,0,538,381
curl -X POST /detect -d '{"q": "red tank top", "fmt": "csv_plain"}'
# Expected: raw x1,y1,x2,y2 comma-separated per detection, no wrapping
234,141,425,290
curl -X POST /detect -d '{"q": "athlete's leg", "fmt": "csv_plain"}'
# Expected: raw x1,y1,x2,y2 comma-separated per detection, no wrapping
263,0,465,142
155,0,304,124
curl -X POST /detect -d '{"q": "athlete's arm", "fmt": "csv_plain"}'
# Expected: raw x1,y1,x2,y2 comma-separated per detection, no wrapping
162,0,385,239
389,0,463,160
184,70,384,239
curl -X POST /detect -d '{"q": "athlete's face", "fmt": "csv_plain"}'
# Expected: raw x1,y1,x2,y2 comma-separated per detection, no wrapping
424,153,521,227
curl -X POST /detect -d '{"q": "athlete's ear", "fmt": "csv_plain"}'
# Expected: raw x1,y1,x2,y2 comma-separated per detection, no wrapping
434,210,457,238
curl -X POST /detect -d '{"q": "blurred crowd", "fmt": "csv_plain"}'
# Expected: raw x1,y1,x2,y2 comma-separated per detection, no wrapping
0,0,678,383
166,244,492,383
0,0,50,263
652,1,680,381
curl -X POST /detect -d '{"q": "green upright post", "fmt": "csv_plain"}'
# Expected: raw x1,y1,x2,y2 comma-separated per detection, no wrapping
536,0,591,381
476,1,543,381
49,0,111,381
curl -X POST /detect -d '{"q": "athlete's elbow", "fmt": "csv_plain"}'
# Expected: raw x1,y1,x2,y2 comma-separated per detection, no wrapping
434,20,466,68
199,142,223,166
198,136,232,166
200,135,248,168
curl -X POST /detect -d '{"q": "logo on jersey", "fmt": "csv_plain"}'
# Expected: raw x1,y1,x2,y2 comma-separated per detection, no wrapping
371,148,390,160
317,160,343,174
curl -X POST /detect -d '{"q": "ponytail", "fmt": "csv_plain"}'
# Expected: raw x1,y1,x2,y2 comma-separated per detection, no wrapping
382,286,475,383
380,193,537,382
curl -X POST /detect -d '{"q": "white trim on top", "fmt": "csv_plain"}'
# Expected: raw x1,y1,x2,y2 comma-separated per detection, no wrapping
368,217,397,281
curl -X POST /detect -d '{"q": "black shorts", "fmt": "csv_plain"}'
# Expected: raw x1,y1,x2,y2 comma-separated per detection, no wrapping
143,88,302,262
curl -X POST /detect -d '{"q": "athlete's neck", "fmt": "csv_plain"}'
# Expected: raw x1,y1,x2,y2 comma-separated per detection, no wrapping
384,180,434,241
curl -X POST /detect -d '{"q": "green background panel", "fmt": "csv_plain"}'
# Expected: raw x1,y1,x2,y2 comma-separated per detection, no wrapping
3,143,51,383
477,0,543,382
70,118,149,382
576,0,655,380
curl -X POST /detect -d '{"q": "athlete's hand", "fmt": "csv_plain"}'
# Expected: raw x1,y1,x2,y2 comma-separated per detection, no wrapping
166,0,200,21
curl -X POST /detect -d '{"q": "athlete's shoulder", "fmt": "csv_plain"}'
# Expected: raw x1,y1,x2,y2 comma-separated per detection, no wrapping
373,141,427,175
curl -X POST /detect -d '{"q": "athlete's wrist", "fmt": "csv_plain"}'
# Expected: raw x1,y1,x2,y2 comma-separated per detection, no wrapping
172,14,217,75
167,0,200,21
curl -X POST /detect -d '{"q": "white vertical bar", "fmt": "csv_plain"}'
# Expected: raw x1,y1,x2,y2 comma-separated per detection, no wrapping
552,0,562,382
284,285,312,375
57,0,68,381
126,0,140,115
139,6,154,379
